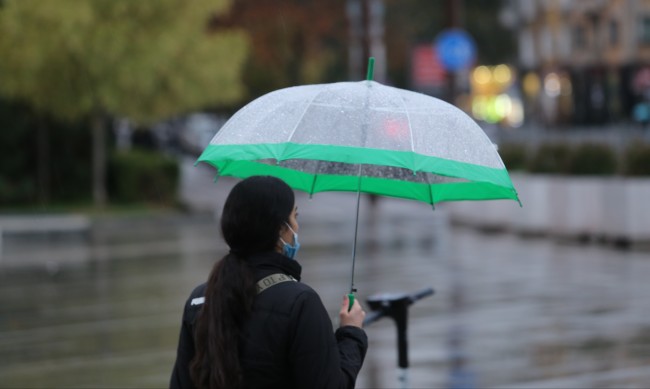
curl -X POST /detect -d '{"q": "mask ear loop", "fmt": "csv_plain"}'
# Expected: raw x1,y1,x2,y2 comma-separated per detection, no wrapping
285,222,296,235
279,222,296,246
284,222,299,246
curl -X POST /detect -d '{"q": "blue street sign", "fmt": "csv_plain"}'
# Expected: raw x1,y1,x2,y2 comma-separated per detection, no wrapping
435,29,477,72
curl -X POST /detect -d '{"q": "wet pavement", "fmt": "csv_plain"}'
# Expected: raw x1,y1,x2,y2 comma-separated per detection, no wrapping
1,159,650,388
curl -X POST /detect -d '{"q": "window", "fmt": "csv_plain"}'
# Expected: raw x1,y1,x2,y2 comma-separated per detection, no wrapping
573,25,586,50
639,16,650,45
558,26,571,59
540,27,553,60
609,20,619,46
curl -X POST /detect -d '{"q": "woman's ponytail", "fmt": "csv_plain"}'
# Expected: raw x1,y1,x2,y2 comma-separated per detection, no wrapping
190,253,256,388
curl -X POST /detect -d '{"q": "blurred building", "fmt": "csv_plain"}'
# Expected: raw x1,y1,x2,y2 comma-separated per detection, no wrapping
501,0,650,126
347,0,387,82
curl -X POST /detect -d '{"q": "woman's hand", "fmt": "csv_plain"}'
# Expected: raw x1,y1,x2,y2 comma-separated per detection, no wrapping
339,295,366,328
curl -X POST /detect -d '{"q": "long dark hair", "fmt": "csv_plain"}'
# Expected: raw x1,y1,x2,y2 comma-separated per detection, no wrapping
190,176,295,389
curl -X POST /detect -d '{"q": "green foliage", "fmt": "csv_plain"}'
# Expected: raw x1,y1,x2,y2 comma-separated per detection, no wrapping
567,142,618,176
0,0,247,207
0,98,92,207
49,122,94,202
623,141,650,176
108,150,179,205
0,0,248,123
225,0,347,100
497,143,528,171
527,143,572,174
0,100,35,205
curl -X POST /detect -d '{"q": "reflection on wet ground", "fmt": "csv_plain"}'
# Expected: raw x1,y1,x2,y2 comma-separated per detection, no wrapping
1,191,650,388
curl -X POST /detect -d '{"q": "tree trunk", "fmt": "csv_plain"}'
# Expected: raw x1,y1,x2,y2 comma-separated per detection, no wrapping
91,113,107,208
37,116,50,205
445,0,463,103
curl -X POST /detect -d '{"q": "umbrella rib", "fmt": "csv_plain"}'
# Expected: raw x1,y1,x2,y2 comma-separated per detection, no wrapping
286,89,322,144
397,91,417,168
426,173,436,210
309,161,321,198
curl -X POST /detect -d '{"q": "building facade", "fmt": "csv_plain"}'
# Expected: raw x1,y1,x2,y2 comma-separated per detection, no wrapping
502,0,650,125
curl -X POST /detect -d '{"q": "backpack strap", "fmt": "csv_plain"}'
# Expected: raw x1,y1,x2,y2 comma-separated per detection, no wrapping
256,273,297,294
188,273,296,307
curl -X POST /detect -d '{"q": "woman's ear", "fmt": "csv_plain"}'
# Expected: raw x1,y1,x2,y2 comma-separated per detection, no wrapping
278,223,289,241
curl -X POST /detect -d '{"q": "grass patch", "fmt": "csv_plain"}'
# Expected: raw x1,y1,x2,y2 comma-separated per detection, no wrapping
577,337,616,354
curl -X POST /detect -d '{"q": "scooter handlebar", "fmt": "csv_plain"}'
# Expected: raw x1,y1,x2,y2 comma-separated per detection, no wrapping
409,287,434,304
363,310,384,326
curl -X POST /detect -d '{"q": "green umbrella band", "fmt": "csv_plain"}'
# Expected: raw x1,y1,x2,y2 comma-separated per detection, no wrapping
197,142,520,205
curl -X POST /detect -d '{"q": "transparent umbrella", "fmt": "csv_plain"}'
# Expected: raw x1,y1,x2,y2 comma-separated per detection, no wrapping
197,60,520,305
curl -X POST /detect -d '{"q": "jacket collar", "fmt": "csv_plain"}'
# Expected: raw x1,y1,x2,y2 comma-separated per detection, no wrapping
246,251,302,282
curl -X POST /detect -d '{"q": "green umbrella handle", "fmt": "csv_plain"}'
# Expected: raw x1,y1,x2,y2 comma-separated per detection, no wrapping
366,57,375,81
348,293,355,312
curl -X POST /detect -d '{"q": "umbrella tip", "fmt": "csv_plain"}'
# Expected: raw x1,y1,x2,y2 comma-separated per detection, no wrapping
366,57,375,81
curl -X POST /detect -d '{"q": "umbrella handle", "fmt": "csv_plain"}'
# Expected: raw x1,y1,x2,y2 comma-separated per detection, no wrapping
348,293,355,312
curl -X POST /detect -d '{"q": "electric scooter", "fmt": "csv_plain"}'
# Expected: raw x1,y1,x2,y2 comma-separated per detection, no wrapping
363,287,435,389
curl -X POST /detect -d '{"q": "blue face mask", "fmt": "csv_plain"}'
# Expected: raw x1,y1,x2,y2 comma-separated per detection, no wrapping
280,223,300,259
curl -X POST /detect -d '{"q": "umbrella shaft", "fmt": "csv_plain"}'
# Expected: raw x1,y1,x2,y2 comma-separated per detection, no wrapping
350,186,362,294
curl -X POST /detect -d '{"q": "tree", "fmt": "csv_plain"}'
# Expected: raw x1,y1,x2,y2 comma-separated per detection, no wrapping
212,0,348,99
0,0,248,207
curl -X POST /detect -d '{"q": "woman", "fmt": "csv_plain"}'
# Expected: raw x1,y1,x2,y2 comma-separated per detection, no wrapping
170,176,368,389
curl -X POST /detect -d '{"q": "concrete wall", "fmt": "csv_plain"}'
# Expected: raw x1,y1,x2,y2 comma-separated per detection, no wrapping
443,174,650,244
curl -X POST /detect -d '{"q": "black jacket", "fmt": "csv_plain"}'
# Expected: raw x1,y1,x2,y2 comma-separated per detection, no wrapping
170,251,368,389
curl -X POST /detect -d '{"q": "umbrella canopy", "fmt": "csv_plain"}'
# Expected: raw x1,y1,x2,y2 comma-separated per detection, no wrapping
197,80,519,205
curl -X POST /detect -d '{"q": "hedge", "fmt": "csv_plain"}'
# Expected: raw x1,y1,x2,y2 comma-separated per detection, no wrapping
623,141,650,176
0,99,93,206
498,143,528,171
527,142,572,174
567,142,618,176
108,149,179,205
496,140,650,176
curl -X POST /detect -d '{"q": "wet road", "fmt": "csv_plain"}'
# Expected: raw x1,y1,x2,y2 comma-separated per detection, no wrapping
1,161,650,388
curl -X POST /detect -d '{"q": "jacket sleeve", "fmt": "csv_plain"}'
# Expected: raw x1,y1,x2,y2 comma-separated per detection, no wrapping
288,289,368,389
169,299,195,389
335,325,368,381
